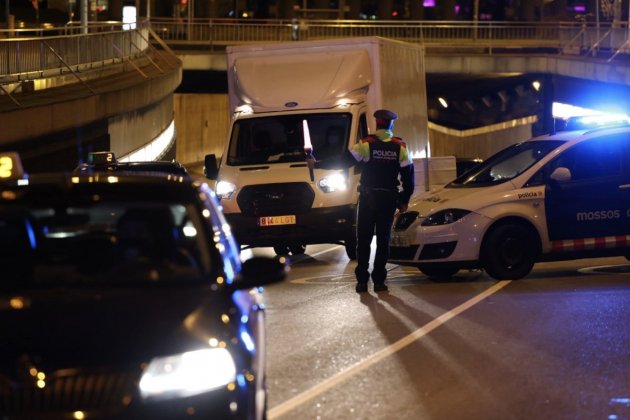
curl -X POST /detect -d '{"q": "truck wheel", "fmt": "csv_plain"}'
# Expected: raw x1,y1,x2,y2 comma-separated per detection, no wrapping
345,236,357,260
273,245,290,256
481,223,537,280
418,265,459,280
289,244,306,255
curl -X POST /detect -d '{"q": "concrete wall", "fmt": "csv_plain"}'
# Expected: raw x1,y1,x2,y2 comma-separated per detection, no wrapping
0,51,182,172
109,95,176,157
174,93,230,165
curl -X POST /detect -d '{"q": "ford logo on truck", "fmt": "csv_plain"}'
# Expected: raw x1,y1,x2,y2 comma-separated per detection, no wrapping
266,192,284,200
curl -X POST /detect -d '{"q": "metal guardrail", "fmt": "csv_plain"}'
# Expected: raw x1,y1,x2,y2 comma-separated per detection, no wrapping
1,21,150,79
0,21,153,106
149,17,630,59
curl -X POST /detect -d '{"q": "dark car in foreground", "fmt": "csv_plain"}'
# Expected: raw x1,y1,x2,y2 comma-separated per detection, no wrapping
0,152,287,419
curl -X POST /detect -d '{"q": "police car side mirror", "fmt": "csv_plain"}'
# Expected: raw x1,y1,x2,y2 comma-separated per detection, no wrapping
204,154,219,180
549,167,571,183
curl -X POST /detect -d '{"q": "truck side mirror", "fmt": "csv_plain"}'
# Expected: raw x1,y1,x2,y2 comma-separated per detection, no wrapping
204,154,219,180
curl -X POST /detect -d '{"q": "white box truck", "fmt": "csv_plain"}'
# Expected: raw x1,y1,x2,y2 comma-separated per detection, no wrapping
204,36,430,258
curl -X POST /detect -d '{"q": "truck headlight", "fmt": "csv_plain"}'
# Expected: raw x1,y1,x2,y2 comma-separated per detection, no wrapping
318,173,347,193
421,209,471,226
216,180,236,199
139,348,236,400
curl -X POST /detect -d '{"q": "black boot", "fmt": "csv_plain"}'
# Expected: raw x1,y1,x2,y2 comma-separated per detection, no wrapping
373,283,388,292
355,283,368,293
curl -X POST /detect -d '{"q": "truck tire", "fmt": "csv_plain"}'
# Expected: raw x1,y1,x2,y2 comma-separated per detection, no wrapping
273,245,289,256
274,244,306,256
418,265,459,280
481,222,538,280
289,244,306,255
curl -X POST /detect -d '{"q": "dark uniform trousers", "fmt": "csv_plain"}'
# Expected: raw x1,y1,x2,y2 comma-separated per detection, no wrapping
354,188,398,285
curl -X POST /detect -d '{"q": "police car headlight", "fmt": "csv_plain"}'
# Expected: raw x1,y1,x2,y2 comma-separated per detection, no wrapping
139,348,236,401
394,211,419,230
421,209,471,226
318,173,347,193
216,180,236,199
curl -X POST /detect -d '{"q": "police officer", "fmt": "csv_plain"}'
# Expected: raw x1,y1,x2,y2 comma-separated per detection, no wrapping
351,109,415,293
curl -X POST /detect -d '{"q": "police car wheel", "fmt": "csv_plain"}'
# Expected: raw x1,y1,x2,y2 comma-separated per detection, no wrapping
418,265,459,280
289,244,306,255
481,223,537,280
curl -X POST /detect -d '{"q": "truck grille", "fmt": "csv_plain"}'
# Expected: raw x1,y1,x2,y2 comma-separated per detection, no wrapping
0,368,139,415
237,183,315,216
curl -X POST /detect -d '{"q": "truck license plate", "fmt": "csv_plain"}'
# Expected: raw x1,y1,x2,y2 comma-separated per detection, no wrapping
258,215,296,226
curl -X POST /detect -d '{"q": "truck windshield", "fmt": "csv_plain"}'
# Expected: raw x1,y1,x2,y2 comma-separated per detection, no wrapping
228,113,352,165
448,140,565,187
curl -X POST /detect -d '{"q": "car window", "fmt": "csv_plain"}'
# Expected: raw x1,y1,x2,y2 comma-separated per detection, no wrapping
449,140,564,188
528,134,627,186
0,184,214,288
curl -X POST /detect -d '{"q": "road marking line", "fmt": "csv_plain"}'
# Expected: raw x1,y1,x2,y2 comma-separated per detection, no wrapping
303,245,343,259
268,280,512,419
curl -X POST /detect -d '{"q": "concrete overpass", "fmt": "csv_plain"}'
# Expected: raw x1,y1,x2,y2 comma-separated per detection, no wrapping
3,19,630,170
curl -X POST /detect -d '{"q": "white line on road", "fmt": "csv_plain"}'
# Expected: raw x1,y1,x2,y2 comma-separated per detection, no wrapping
268,280,512,419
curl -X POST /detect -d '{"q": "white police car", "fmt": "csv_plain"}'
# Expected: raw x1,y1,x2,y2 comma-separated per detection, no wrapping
390,115,630,280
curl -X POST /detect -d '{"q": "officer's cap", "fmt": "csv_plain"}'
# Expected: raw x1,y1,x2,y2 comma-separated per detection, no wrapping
374,109,398,121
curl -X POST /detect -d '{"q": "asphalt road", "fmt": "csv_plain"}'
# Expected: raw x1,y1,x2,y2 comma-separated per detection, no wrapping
244,244,630,420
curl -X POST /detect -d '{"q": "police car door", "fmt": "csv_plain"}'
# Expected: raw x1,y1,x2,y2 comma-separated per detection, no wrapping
544,134,630,242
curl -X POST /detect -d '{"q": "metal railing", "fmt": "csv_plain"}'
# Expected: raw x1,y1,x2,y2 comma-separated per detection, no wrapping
1,21,151,80
0,21,158,106
149,17,630,59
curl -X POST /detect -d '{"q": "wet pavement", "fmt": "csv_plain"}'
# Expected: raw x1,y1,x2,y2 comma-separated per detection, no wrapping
246,244,630,420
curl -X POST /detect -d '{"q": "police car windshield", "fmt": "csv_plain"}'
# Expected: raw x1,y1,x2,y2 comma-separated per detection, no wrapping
448,140,565,187
0,182,214,289
228,113,351,165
